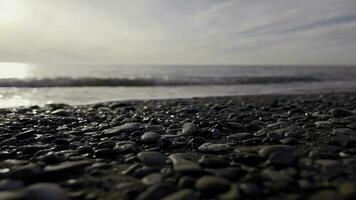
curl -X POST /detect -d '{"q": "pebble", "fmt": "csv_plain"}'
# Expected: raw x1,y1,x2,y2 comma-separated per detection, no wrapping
137,152,167,167
258,145,295,158
141,132,161,143
267,152,296,166
8,163,43,180
102,123,141,135
136,183,176,200
142,173,163,185
198,143,231,153
195,175,231,196
44,160,92,175
226,132,252,140
181,123,197,136
25,183,70,200
198,156,230,168
162,189,200,200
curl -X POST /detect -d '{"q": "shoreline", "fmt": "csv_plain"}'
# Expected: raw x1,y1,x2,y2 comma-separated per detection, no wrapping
0,91,356,199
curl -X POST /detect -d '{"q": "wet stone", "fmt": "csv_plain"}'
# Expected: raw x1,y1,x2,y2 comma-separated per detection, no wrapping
25,183,70,200
181,123,197,136
137,152,167,167
226,132,252,140
198,143,231,153
102,122,141,135
195,175,231,196
198,156,230,168
258,145,295,158
136,183,176,200
141,132,161,143
7,163,43,180
162,189,200,200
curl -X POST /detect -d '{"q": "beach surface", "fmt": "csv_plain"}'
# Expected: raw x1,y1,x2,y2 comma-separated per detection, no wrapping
1,92,356,200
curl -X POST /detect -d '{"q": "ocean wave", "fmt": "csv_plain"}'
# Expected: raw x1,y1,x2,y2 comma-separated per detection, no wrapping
0,76,320,87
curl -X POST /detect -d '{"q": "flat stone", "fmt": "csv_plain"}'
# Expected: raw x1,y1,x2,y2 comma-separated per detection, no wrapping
267,152,296,166
258,145,295,158
198,143,231,153
195,175,231,196
141,132,161,143
94,148,117,158
102,123,141,135
331,108,354,118
25,183,70,200
0,179,24,191
44,160,92,174
136,183,176,200
162,189,200,200
169,154,205,176
8,164,43,180
198,156,230,168
181,123,197,136
309,189,341,200
142,173,163,185
226,132,252,140
137,152,167,167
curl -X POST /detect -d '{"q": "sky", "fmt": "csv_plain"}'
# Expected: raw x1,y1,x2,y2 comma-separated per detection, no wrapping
0,0,356,65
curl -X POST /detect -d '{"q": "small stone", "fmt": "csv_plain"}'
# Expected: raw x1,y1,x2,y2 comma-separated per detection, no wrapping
26,183,70,200
226,132,252,140
198,156,230,168
240,183,261,197
137,152,167,167
338,181,356,198
258,145,295,158
181,123,197,136
0,179,24,190
142,173,163,185
8,164,43,180
102,123,141,135
141,132,161,143
210,167,242,182
309,189,341,200
331,108,354,118
94,148,117,158
162,189,200,200
195,175,231,196
315,121,333,128
267,152,296,166
136,183,176,200
178,177,196,189
169,154,205,176
198,143,231,153
332,128,352,135
44,160,92,175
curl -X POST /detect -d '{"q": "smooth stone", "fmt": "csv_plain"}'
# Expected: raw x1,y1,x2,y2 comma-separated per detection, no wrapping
137,152,167,167
217,184,241,200
0,179,24,191
145,125,164,133
315,121,333,128
94,148,117,158
0,191,25,200
102,123,141,135
195,175,231,196
258,145,295,158
309,189,341,200
8,164,43,179
347,122,356,129
0,138,17,146
51,109,70,116
226,132,252,140
210,167,242,182
115,141,138,153
239,183,262,197
44,160,92,174
331,108,354,118
338,181,356,198
136,183,176,200
141,132,161,143
198,156,230,168
332,128,352,135
198,143,231,153
181,123,197,136
267,152,296,166
142,173,163,185
178,177,196,189
169,154,205,176
25,183,70,200
162,189,200,200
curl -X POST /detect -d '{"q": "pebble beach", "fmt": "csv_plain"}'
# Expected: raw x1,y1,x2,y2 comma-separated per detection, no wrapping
1,92,356,200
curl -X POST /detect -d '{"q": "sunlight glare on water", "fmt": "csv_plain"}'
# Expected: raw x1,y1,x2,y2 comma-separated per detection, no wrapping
0,62,32,79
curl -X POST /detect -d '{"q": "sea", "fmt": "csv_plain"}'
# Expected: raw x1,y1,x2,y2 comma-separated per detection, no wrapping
1,63,356,108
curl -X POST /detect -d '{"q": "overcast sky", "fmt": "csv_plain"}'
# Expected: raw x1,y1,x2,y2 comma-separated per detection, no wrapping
1,0,356,65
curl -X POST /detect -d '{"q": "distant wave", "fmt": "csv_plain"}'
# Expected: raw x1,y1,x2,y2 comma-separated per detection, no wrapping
0,76,321,87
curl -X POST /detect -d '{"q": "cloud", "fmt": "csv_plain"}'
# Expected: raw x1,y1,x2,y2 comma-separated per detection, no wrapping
0,0,355,64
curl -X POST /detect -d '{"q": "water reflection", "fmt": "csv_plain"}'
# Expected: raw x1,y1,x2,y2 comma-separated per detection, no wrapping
0,62,32,79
